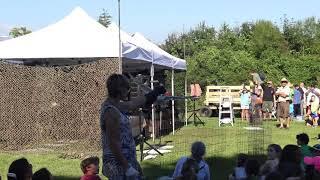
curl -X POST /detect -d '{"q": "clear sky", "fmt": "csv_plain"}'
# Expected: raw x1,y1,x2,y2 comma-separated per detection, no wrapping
1,0,320,43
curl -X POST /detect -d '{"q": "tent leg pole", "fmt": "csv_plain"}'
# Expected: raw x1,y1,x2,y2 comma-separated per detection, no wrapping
185,72,188,126
151,64,155,142
172,69,175,135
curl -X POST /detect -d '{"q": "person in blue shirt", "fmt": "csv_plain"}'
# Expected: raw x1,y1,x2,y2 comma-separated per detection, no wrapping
240,88,251,121
293,84,302,117
172,141,210,180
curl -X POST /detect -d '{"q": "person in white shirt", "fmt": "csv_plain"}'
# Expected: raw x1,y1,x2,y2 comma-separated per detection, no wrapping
305,84,320,106
275,78,291,128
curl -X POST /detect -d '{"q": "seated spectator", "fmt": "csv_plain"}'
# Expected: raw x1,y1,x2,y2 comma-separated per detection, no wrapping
32,168,53,180
80,156,101,180
229,153,248,180
172,141,210,180
304,156,320,173
260,144,282,177
7,158,33,180
245,159,260,180
296,133,313,160
278,145,303,179
176,158,198,180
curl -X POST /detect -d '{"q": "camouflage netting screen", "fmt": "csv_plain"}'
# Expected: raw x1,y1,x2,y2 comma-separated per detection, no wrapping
0,58,118,152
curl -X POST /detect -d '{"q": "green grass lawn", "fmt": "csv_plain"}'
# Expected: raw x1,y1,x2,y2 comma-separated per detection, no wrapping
0,118,319,180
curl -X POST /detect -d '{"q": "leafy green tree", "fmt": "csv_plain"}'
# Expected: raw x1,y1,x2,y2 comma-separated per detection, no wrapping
9,27,32,38
98,9,112,28
250,20,288,58
162,17,320,89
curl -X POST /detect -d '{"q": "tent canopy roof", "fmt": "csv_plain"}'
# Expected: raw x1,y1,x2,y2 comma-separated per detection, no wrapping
0,7,123,59
0,7,186,70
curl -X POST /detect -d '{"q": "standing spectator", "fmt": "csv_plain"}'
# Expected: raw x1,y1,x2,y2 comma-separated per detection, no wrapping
262,81,275,120
299,82,307,116
306,84,320,107
278,145,303,179
251,83,263,122
275,78,291,128
7,158,33,180
100,74,166,180
293,84,302,118
173,141,210,180
240,87,251,121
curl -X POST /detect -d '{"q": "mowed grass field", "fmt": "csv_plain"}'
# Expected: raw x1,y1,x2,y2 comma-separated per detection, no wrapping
0,118,319,180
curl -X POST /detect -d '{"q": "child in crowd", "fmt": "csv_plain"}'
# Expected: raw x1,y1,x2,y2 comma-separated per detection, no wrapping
7,158,33,180
278,145,303,179
296,133,313,161
80,156,101,180
245,159,260,180
176,158,199,180
260,144,282,177
240,88,251,121
173,141,210,180
229,153,248,180
32,168,53,180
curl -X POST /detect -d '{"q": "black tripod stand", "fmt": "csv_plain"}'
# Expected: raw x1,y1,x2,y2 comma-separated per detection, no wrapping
137,108,163,162
187,96,205,126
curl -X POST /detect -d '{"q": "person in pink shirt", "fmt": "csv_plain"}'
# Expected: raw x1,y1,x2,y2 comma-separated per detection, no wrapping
304,156,320,172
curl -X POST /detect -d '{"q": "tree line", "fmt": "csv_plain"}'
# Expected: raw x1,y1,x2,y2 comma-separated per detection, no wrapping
161,17,320,96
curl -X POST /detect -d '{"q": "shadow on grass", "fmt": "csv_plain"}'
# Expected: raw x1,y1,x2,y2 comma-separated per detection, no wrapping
142,154,267,179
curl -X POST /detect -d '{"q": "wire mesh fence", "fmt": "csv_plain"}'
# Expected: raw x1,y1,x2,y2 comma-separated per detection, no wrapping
138,114,272,179
0,58,118,152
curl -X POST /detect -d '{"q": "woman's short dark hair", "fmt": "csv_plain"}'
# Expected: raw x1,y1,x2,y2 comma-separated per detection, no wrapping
191,141,206,161
8,158,32,180
32,168,52,180
280,144,300,163
106,74,129,98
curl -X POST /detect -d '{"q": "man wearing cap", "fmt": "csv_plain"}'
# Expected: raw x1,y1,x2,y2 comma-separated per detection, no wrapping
262,81,275,120
275,78,291,128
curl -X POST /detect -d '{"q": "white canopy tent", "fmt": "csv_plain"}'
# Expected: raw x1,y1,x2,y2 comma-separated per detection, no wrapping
130,33,187,139
0,7,187,140
0,7,127,59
